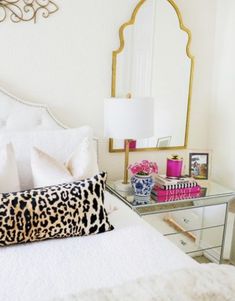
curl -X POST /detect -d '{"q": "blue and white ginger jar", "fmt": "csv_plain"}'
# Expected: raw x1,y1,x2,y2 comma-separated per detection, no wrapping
131,174,154,205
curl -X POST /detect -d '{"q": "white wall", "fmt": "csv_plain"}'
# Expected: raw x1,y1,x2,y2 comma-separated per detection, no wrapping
0,0,217,180
208,0,235,189
175,0,217,151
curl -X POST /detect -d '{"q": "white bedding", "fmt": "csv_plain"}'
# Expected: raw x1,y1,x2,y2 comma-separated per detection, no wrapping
0,191,196,301
56,264,235,301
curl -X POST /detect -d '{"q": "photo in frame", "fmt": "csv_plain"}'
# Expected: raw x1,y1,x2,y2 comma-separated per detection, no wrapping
189,153,209,180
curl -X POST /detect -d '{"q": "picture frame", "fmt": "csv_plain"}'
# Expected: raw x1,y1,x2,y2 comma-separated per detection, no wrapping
200,187,208,197
156,136,172,148
189,153,209,180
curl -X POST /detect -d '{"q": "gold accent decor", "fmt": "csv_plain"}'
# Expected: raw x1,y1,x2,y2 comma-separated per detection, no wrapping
123,94,132,184
0,0,59,23
164,216,197,242
123,139,131,184
110,0,195,153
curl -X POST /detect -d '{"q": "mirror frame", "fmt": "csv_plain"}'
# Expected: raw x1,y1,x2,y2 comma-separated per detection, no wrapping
109,0,194,153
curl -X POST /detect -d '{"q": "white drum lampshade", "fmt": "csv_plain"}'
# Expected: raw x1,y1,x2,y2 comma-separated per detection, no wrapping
104,97,154,190
104,97,154,140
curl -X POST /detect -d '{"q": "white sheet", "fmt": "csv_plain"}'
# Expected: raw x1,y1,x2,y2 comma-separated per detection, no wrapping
0,191,197,301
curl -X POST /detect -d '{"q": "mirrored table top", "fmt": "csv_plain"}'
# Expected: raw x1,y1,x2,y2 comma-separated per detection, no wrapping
107,180,235,215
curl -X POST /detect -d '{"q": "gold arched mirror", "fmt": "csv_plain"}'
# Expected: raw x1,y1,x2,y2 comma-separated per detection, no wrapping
109,0,194,152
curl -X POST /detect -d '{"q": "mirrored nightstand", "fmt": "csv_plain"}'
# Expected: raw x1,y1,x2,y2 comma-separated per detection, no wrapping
107,181,235,264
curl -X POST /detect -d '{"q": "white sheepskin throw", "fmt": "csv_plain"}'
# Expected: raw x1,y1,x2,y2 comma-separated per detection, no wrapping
54,264,235,301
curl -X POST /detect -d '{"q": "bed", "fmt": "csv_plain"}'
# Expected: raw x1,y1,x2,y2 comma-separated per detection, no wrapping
0,88,234,301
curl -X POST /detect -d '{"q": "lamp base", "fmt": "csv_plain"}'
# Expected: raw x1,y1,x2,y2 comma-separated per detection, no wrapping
114,180,133,193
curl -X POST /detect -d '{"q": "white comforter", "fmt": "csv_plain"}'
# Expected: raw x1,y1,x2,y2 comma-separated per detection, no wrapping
0,192,196,301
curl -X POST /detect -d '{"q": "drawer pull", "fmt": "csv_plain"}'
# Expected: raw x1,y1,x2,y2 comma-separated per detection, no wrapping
183,218,190,224
164,217,197,242
180,240,187,246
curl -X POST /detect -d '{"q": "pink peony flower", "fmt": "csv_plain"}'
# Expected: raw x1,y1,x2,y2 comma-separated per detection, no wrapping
128,160,158,176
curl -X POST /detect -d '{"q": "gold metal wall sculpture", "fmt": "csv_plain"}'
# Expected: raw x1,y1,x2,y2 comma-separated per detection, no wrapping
0,0,59,23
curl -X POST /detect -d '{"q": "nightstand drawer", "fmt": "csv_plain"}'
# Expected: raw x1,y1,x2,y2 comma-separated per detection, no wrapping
202,204,227,227
200,225,225,249
166,233,200,254
170,208,202,232
169,204,226,231
166,226,224,256
143,213,180,235
143,209,202,236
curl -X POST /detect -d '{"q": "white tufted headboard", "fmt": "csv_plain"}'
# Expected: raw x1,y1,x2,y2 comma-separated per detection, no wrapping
0,86,99,190
0,86,67,132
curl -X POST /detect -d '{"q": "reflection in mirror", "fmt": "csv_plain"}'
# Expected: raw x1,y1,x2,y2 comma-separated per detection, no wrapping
110,0,194,152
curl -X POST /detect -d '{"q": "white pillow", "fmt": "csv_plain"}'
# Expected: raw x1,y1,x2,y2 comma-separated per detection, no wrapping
66,136,99,180
0,126,95,190
31,137,99,188
0,143,20,193
31,147,73,188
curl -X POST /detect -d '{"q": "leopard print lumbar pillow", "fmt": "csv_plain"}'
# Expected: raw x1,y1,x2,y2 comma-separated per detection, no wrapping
0,172,113,246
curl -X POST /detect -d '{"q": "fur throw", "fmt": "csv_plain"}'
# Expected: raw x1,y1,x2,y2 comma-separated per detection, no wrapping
54,264,235,301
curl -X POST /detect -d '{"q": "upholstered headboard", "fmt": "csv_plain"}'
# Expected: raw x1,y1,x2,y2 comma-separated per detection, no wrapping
0,86,99,190
0,86,67,132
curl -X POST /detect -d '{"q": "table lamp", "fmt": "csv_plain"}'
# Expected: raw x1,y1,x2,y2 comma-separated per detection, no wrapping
104,97,154,191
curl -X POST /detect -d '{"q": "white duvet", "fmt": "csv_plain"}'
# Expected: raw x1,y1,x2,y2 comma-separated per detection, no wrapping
0,192,196,301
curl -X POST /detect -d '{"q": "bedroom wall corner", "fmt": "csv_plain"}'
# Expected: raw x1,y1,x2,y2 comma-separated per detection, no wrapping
208,0,235,190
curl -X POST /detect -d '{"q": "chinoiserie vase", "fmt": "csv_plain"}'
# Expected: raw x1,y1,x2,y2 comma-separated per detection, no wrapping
131,174,154,205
